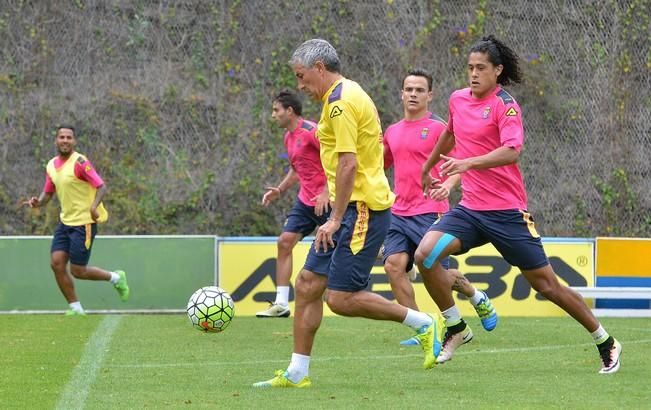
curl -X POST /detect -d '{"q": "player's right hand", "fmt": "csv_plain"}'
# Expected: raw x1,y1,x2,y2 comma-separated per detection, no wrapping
315,218,339,253
261,187,281,206
23,196,39,208
420,172,440,198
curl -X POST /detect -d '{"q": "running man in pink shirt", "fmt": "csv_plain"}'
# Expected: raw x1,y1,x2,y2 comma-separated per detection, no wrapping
23,125,129,315
416,36,621,374
383,69,498,346
257,91,329,318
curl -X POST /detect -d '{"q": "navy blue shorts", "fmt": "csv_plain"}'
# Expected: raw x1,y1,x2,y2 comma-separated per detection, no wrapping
51,222,98,266
383,213,449,271
304,202,390,292
429,205,548,270
282,198,329,237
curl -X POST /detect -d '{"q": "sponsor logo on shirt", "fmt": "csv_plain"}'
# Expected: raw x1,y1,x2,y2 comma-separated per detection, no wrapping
330,105,343,118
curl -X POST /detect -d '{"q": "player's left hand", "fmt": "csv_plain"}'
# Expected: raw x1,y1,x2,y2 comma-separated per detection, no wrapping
90,207,99,222
312,191,330,216
439,154,471,176
421,174,442,198
315,218,340,253
428,183,451,201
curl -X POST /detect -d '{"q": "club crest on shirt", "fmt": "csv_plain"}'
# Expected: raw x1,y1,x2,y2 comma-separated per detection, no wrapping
330,105,343,118
482,106,491,119
420,127,429,139
296,138,302,147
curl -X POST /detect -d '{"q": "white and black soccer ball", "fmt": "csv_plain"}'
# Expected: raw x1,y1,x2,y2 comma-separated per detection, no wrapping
186,286,235,333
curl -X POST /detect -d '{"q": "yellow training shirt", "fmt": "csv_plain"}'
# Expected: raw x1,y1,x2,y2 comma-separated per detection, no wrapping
318,78,395,211
46,152,108,226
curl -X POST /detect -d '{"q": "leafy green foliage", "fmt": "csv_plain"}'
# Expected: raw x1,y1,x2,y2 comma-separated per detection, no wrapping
3,1,649,236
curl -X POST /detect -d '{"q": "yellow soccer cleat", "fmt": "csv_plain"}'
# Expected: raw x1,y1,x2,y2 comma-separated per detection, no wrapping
114,270,130,302
64,309,87,316
435,312,447,356
252,370,311,388
414,314,445,369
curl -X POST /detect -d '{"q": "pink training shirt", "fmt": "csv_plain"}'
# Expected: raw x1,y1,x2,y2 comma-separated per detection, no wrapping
284,118,327,206
384,112,450,216
43,155,105,193
447,86,528,210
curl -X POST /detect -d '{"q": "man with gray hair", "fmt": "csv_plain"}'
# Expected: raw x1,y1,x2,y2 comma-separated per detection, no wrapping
253,39,443,388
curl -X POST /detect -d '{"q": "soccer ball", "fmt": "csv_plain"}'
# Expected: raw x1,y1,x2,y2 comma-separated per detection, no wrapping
186,286,235,333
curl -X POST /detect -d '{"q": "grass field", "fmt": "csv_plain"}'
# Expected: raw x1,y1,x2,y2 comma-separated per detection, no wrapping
1,314,649,409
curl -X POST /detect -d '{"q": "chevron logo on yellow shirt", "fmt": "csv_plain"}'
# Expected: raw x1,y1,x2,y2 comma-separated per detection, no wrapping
330,106,343,118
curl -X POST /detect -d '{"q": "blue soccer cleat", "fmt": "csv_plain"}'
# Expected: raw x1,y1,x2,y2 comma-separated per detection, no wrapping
399,336,420,346
473,291,498,331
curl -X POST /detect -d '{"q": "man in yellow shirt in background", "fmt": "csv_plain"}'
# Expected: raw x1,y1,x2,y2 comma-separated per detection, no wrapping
253,39,442,388
24,125,129,315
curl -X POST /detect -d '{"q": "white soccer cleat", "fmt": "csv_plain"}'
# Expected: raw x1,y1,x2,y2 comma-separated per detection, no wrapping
436,325,473,364
598,338,622,374
256,302,290,318
407,266,417,282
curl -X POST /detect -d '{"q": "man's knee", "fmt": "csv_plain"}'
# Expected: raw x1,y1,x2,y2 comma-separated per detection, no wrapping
50,260,69,275
325,291,353,316
526,268,562,299
278,233,298,254
413,247,428,266
531,279,560,299
69,264,87,279
295,270,326,300
416,233,459,268
384,255,406,277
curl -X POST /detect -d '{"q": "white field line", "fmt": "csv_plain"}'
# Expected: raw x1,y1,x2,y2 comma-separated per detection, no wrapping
55,316,122,410
0,309,184,314
105,337,651,369
625,327,651,333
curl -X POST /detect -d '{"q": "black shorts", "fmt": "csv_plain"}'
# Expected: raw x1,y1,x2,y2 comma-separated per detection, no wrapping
282,198,329,237
429,205,548,270
51,222,98,266
304,202,391,292
383,213,449,271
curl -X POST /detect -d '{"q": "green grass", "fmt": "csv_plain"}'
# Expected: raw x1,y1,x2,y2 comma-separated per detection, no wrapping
1,315,648,409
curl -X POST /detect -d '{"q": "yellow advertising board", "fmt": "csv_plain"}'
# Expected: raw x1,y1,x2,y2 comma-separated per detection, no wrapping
596,237,651,277
219,240,594,317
